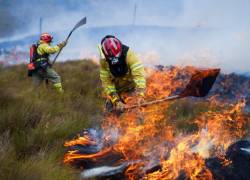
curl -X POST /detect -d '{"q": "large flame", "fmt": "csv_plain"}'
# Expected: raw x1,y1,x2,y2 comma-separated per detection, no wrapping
63,66,249,179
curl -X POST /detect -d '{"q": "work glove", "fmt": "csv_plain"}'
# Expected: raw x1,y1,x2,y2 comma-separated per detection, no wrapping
109,93,120,105
108,92,125,112
115,100,126,112
57,41,67,49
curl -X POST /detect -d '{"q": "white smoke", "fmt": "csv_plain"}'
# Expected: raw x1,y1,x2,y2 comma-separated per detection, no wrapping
81,163,127,179
1,0,250,73
241,147,250,154
191,128,214,158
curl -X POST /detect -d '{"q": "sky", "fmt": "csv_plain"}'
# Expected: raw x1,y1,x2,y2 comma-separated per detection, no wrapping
1,0,249,35
0,0,250,73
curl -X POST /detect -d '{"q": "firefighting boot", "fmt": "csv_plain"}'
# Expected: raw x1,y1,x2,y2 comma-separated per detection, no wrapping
54,82,63,94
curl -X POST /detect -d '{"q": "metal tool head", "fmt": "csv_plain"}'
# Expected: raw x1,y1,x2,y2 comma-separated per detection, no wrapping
180,68,220,97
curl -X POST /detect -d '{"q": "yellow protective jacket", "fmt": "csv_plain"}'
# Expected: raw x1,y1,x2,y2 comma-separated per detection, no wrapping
98,45,146,97
36,40,61,61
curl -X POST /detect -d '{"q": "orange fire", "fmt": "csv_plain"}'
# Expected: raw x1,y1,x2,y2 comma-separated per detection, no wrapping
64,66,250,179
64,135,96,147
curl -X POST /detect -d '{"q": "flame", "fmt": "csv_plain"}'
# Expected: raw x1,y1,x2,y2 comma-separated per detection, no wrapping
64,135,96,147
64,66,250,179
64,147,113,164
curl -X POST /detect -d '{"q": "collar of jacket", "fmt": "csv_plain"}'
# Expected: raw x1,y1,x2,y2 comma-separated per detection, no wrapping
39,40,51,45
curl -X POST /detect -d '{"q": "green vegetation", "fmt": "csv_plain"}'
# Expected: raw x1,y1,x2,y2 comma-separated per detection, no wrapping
164,99,210,132
0,60,249,180
0,60,103,180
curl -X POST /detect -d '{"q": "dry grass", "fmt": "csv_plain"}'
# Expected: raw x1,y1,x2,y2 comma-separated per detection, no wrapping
0,60,103,180
1,60,248,179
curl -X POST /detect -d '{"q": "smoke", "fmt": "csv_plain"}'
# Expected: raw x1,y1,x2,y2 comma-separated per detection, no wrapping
241,148,250,154
191,128,214,158
1,0,250,73
81,163,127,178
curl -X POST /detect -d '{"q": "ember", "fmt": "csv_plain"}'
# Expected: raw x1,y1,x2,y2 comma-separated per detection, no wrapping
64,66,250,179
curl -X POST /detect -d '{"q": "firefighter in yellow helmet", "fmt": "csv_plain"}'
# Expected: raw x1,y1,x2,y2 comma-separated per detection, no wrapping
30,33,66,93
98,35,146,112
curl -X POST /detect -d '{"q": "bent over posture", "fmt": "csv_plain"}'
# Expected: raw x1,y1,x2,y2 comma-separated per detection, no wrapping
98,35,146,112
30,33,66,93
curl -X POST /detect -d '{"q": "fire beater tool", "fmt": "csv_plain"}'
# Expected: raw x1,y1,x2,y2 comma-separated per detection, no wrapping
51,17,87,65
125,68,220,109
45,17,87,85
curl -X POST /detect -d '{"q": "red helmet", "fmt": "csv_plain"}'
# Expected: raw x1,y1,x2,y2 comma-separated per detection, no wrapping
101,36,122,58
40,33,53,43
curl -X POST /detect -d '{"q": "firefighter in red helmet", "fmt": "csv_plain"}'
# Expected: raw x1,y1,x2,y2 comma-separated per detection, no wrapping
30,33,66,93
98,35,146,112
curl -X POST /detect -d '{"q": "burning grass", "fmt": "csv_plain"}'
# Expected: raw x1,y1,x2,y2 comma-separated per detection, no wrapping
1,61,250,180
64,66,250,179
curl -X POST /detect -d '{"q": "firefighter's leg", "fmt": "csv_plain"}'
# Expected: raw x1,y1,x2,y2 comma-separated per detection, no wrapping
32,71,43,87
46,67,63,93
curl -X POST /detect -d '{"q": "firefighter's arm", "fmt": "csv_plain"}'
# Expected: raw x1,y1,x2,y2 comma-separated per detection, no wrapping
40,43,60,54
127,50,146,96
100,60,120,103
98,45,119,104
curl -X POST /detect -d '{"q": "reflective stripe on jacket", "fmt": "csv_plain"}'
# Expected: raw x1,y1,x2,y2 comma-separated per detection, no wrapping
37,40,60,60
98,45,146,96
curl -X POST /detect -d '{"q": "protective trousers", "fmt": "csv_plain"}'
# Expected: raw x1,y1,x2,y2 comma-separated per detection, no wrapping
32,67,63,93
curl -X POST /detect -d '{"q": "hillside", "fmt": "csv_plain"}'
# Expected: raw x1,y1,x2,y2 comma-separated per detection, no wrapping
0,60,103,180
0,60,250,179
